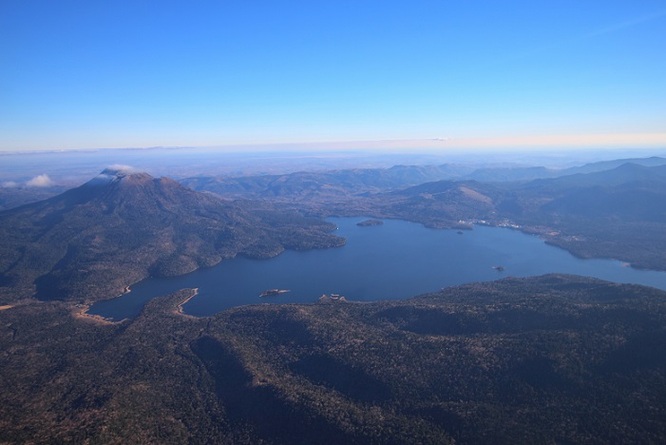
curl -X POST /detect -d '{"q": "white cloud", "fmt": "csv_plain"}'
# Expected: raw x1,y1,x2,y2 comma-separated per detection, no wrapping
88,164,139,186
1,181,18,188
106,164,137,174
26,174,55,187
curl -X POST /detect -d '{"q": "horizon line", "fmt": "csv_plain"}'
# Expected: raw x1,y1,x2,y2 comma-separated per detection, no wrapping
2,133,666,155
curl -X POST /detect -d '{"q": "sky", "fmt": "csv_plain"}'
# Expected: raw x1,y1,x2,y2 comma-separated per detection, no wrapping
1,0,665,152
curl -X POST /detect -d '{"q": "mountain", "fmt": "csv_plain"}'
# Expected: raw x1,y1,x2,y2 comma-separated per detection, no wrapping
2,275,666,444
464,165,558,182
516,163,666,221
0,167,343,304
561,155,666,175
368,179,496,228
362,163,666,269
524,162,666,191
180,164,471,200
462,156,666,182
181,157,666,204
181,159,666,270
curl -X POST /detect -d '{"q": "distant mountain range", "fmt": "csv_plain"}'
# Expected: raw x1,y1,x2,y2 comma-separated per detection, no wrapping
514,163,666,221
181,157,666,270
180,156,666,200
4,156,666,212
464,155,666,182
183,158,666,270
372,162,666,269
180,163,474,200
0,168,343,304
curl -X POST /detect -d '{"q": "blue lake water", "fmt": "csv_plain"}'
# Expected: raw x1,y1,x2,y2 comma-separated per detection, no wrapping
89,217,666,320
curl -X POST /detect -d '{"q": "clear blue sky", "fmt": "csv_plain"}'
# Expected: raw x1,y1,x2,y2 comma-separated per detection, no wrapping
1,0,665,151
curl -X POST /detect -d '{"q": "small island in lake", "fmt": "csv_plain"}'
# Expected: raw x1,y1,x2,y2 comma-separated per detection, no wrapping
319,293,347,303
357,219,383,227
260,289,291,298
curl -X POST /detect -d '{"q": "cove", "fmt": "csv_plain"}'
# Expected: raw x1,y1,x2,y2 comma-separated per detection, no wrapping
88,217,666,321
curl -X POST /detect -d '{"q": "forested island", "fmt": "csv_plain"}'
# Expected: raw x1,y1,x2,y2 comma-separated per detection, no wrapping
356,219,384,227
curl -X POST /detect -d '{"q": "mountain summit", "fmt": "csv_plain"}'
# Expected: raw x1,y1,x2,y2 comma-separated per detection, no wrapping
0,169,342,303
88,165,152,185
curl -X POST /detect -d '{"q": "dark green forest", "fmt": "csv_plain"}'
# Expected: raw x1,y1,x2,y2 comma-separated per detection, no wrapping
1,275,665,444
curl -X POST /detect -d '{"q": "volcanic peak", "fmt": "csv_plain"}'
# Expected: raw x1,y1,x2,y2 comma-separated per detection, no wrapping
88,166,152,187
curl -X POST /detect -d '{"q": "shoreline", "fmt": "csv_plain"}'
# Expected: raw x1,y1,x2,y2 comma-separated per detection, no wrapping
175,288,199,316
72,304,119,325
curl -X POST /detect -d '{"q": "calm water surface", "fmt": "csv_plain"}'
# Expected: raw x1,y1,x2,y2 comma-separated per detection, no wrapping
89,217,666,320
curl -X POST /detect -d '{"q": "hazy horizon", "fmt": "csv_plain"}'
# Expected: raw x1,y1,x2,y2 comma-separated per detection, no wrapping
2,1,665,152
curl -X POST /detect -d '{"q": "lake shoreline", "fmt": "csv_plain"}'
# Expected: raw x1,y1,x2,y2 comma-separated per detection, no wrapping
89,217,666,321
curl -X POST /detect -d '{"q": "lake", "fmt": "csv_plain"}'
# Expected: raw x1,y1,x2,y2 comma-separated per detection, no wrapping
88,217,666,320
